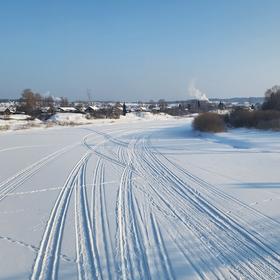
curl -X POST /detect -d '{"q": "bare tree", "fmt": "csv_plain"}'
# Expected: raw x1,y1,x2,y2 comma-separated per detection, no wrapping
60,97,69,107
262,85,280,111
20,89,41,114
158,99,167,111
43,96,54,107
87,88,93,105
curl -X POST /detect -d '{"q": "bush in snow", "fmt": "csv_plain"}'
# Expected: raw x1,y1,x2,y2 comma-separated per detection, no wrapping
0,125,10,131
227,109,280,130
193,113,226,133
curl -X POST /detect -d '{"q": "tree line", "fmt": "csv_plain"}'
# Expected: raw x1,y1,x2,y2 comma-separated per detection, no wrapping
193,85,280,132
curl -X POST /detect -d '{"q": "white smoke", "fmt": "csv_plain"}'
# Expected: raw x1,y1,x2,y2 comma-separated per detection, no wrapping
188,81,209,101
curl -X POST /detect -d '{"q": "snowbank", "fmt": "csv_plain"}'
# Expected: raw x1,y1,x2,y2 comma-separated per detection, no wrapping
120,112,174,121
47,113,92,125
48,112,174,125
0,112,175,132
0,115,42,131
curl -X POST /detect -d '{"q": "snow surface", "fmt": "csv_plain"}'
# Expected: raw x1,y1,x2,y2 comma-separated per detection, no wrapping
0,117,280,279
0,112,175,132
49,112,175,125
0,115,42,131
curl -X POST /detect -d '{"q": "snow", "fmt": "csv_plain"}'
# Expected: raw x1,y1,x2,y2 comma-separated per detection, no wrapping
0,115,42,131
87,105,100,111
3,114,31,120
120,112,174,121
0,112,174,132
48,112,175,126
58,107,77,112
48,112,91,125
0,117,280,279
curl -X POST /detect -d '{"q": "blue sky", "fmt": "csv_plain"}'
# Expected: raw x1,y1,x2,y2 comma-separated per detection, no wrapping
0,0,279,101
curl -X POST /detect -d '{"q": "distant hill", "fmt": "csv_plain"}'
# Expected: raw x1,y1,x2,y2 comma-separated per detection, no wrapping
210,97,264,104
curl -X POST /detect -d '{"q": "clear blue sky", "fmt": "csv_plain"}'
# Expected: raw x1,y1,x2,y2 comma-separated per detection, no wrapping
0,0,279,101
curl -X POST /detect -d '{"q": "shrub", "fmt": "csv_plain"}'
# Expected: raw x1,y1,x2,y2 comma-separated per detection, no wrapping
227,109,255,128
0,125,10,131
45,122,54,128
227,109,280,130
193,113,226,133
257,119,280,130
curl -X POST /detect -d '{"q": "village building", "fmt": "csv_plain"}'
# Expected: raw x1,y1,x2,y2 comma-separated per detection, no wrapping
57,107,78,113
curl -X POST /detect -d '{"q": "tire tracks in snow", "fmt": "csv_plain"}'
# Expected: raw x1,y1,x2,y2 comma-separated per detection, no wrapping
74,154,101,280
0,143,78,202
116,138,151,280
30,153,90,280
132,138,225,279
91,158,116,280
149,213,175,280
156,144,280,241
151,137,280,257
31,129,115,280
137,136,280,279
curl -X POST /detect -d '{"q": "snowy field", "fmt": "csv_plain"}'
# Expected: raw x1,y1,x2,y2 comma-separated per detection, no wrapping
0,112,174,131
0,117,280,279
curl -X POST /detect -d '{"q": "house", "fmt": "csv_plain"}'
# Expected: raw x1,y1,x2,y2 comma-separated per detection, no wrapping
40,107,53,113
0,107,16,115
183,99,213,113
57,107,78,113
152,106,161,112
85,105,100,113
140,106,148,112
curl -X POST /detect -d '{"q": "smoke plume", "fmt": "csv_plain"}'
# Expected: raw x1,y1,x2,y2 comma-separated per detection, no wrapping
188,81,209,101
